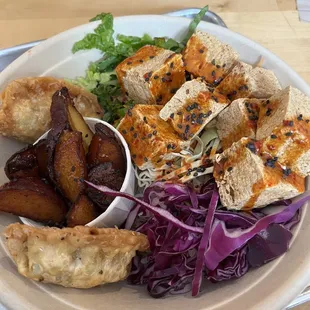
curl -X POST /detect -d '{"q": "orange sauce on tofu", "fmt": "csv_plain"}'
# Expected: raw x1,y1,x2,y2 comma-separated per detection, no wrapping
148,54,185,105
216,74,251,101
115,45,163,90
118,105,184,168
183,35,226,85
221,101,260,149
169,89,228,139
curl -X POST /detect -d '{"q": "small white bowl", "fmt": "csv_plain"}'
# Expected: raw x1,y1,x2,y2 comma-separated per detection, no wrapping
20,117,135,228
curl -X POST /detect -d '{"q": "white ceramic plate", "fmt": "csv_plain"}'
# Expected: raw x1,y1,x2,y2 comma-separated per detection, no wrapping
0,15,310,310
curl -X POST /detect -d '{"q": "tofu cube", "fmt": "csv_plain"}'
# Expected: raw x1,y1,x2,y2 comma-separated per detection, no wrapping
115,45,185,105
216,62,281,101
159,79,230,140
216,98,263,149
257,86,310,177
183,30,239,85
118,104,189,170
214,137,305,210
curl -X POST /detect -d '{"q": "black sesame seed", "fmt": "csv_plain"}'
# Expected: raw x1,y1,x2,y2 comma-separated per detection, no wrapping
171,144,176,149
223,63,226,68
283,168,292,176
211,59,216,65
298,114,303,121
199,113,204,118
287,120,294,126
139,59,144,63
307,120,310,123
154,75,159,80
145,77,150,82
185,115,191,122
249,115,258,121
177,111,182,115
166,72,171,76
191,113,196,119
127,110,132,116
211,96,218,102
167,144,172,149
130,126,134,131
266,108,272,116
133,133,138,138
170,62,174,68
143,116,147,123
197,118,203,124
199,49,204,53
85,134,88,138
246,142,256,154
161,77,166,82
148,133,152,138
132,154,137,159
211,71,216,77
271,134,277,139
170,88,178,94
170,113,174,119
186,106,191,112
185,125,190,133
61,237,65,240
122,130,127,134
148,71,153,77
177,124,182,129
227,167,233,172
265,158,278,168
127,61,132,65
99,270,103,275
266,100,270,104
144,157,148,162
149,55,155,59
193,172,199,177
186,171,191,176
156,95,163,103
232,90,237,95
216,65,221,69
285,131,293,136
186,89,190,94
71,166,76,172
153,130,157,135
193,102,198,109
189,133,194,138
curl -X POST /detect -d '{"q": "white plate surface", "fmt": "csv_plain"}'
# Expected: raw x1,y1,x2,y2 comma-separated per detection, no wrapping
0,15,310,310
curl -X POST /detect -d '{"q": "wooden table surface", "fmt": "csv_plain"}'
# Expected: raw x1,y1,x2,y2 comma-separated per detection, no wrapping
0,0,310,308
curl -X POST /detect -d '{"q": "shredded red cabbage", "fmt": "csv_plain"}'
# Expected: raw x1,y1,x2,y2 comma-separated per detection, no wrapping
85,180,308,298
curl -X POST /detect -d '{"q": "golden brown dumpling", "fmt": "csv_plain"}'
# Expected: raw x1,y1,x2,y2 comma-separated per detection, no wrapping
4,223,149,288
0,77,104,143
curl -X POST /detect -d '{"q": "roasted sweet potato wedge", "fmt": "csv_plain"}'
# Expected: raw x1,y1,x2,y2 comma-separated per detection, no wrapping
35,139,49,179
5,144,39,180
67,104,93,152
87,163,124,210
0,177,67,224
54,130,87,202
87,123,126,174
66,195,99,227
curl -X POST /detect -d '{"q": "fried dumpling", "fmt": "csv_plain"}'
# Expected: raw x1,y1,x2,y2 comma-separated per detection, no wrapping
0,77,104,143
4,223,149,288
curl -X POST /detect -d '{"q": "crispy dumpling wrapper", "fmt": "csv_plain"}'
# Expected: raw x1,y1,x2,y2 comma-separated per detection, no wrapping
0,77,104,143
4,223,149,288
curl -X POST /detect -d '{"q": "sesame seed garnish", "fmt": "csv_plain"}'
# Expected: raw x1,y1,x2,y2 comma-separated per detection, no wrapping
232,90,237,95
85,134,88,138
211,96,218,102
211,59,215,65
156,95,163,103
170,113,174,119
186,106,191,112
177,124,182,129
170,62,174,68
127,110,132,116
298,114,303,121
166,72,171,76
161,77,166,82
266,100,270,104
127,61,132,65
153,130,157,135
285,131,293,136
288,121,294,126
71,166,76,172
171,144,176,149
149,55,155,59
193,172,198,177
266,108,272,116
189,133,194,138
154,75,159,80
227,167,233,172
147,133,152,138
283,168,292,177
185,125,190,133
186,89,190,94
148,71,152,77
177,111,182,115
306,120,310,123
271,134,277,139
170,88,178,94
185,115,191,121
133,133,138,138
139,59,144,63
130,126,134,131
143,116,148,123
145,77,149,82
216,65,221,69
246,142,256,154
211,71,216,77
191,113,196,119
167,144,172,149
122,130,127,134
199,49,204,53
144,157,148,162
132,154,137,159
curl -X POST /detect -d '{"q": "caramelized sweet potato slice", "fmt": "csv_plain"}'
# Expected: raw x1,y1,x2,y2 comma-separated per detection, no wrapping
54,130,87,202
87,163,124,210
67,104,93,152
66,195,99,227
5,144,39,180
0,177,67,224
87,123,126,174
35,139,49,179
